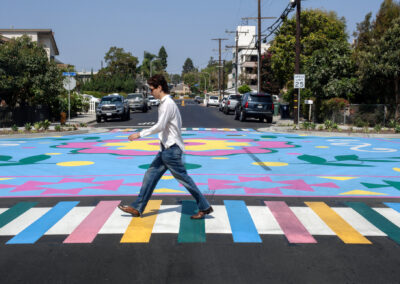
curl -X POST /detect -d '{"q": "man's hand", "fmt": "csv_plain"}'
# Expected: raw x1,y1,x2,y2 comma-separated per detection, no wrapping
128,133,140,141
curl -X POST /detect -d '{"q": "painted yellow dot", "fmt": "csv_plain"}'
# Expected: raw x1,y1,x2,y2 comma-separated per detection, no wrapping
393,168,400,172
315,146,329,148
52,136,62,138
212,157,229,160
252,162,288,167
45,153,62,156
56,161,94,167
161,176,174,180
299,134,308,136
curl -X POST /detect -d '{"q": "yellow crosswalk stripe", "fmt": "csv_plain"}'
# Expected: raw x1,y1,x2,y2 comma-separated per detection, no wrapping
305,202,371,244
120,200,162,243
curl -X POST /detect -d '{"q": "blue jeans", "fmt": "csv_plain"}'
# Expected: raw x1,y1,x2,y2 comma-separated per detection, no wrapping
131,144,210,214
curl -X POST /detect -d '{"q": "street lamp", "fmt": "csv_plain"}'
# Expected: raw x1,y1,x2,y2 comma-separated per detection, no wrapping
200,72,210,92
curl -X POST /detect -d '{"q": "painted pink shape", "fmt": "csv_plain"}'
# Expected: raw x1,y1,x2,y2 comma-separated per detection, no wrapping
22,147,35,149
287,153,302,155
87,179,125,191
56,178,95,184
277,179,314,191
0,184,17,189
310,182,340,188
117,157,134,159
41,187,85,195
244,187,282,194
265,201,317,243
237,176,273,183
207,179,242,190
64,200,121,243
123,182,143,187
10,181,54,192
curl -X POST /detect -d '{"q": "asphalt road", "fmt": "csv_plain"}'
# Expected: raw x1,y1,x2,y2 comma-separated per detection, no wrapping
92,99,276,129
1,101,400,283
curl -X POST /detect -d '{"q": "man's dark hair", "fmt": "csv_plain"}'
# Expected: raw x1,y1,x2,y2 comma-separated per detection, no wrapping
147,74,169,93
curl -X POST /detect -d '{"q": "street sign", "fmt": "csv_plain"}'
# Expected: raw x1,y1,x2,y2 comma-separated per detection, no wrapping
62,72,76,76
63,77,76,91
305,100,313,104
294,74,305,89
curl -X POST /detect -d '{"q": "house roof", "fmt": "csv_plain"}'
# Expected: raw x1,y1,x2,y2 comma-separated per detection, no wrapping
0,29,59,55
0,35,10,43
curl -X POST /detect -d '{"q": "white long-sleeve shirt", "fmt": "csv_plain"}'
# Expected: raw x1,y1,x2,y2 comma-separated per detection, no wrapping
139,95,185,151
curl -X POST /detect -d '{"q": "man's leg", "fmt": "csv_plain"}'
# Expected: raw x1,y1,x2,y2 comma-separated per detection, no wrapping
161,146,211,211
130,152,167,214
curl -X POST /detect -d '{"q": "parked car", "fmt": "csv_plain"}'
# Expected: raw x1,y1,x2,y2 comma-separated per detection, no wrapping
127,93,149,112
223,94,241,114
148,95,160,106
206,95,219,107
219,97,227,111
96,94,130,122
234,92,274,123
194,96,202,104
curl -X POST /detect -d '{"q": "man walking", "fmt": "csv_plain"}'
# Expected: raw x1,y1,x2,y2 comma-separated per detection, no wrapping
118,74,213,219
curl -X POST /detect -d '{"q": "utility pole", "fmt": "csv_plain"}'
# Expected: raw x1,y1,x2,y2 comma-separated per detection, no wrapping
226,29,248,95
212,38,228,101
242,2,276,94
222,60,226,97
294,0,301,124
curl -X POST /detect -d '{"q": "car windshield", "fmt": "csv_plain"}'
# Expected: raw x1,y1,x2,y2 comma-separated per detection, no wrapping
210,96,218,100
101,97,122,103
127,94,142,99
248,95,272,103
229,95,241,100
148,96,155,99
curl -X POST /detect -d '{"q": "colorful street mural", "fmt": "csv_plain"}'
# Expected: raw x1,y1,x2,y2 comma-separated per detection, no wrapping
1,128,400,198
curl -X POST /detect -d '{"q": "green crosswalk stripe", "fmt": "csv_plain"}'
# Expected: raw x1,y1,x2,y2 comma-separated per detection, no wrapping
0,202,37,228
177,201,205,243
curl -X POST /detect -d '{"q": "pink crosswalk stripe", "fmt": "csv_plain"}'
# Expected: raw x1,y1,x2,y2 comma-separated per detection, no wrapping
265,201,317,244
64,200,121,243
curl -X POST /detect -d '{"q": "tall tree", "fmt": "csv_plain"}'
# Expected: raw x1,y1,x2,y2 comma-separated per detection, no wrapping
269,9,348,88
104,46,138,76
0,35,63,110
260,51,280,94
158,46,168,70
182,58,195,75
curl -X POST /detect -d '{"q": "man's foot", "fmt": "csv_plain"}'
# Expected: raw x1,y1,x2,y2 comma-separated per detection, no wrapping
191,206,213,219
118,205,141,217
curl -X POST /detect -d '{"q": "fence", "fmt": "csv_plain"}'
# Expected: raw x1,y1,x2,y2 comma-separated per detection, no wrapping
317,104,395,126
0,105,50,127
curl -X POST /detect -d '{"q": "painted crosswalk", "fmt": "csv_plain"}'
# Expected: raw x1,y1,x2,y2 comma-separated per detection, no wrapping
1,200,400,245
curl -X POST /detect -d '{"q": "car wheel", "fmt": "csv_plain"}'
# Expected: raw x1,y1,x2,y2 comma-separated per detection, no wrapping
96,116,101,123
267,117,273,123
224,107,229,115
127,111,131,120
143,106,148,113
239,110,246,122
206,104,209,107
234,109,239,120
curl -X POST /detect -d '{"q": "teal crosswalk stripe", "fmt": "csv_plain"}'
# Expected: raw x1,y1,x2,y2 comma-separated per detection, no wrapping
0,202,37,228
177,201,206,243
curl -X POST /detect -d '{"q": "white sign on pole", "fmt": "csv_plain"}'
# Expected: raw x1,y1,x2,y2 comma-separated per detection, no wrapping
304,100,313,105
294,74,305,89
63,77,76,91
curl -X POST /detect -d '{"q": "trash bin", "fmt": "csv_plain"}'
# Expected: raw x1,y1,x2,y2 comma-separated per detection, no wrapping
273,103,279,116
280,104,290,119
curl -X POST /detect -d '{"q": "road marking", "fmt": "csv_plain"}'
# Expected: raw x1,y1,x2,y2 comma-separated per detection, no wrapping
305,202,371,244
7,202,78,244
346,202,400,245
64,201,120,243
224,200,262,243
265,201,316,243
0,202,37,229
178,201,206,243
121,200,162,243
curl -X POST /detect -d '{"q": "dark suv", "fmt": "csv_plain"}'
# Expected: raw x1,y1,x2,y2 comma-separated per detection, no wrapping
234,92,274,123
96,94,130,122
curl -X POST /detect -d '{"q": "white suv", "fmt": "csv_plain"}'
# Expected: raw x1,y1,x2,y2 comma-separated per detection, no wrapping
206,96,219,107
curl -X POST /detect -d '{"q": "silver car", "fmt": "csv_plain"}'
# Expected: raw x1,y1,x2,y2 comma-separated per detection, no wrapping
223,94,241,114
127,93,149,112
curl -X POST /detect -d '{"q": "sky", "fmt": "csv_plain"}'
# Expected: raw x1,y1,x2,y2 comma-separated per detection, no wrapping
0,0,384,74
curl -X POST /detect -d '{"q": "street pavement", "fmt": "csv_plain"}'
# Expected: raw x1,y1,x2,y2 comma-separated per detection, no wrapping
1,101,400,283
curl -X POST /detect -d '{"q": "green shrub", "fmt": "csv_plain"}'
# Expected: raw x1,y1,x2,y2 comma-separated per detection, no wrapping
11,124,18,132
332,123,338,130
41,120,51,130
34,122,41,131
388,119,397,128
363,126,370,133
374,124,382,133
55,125,61,131
79,122,87,127
318,125,324,130
24,123,32,131
395,125,400,133
324,120,333,130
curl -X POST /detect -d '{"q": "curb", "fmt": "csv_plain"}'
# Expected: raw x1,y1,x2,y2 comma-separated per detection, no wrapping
257,127,400,138
0,127,109,139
